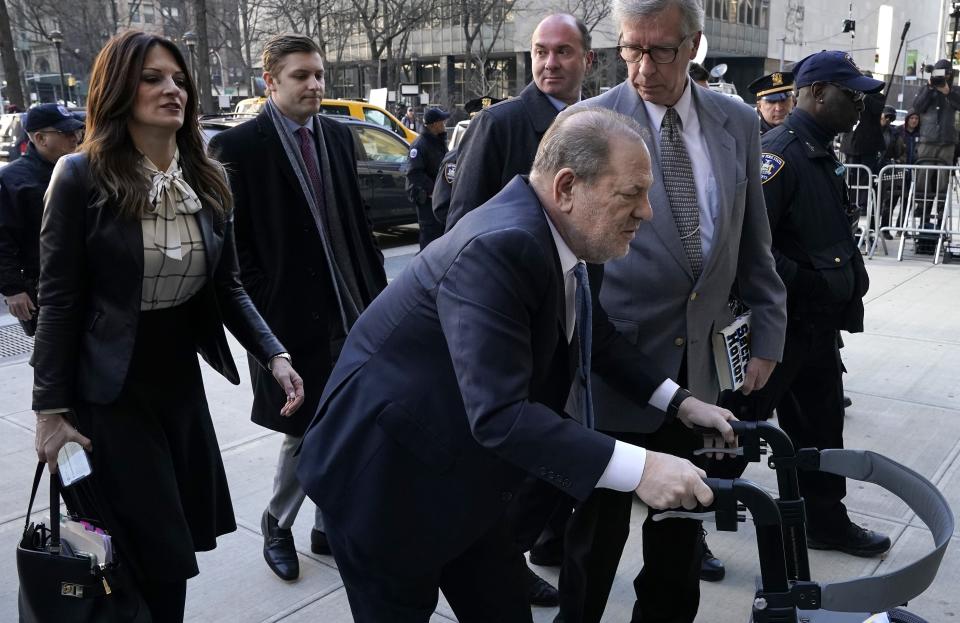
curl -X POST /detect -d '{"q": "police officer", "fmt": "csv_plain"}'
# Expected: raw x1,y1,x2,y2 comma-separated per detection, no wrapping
430,97,502,228
405,107,449,249
748,71,795,134
0,104,83,336
755,51,890,557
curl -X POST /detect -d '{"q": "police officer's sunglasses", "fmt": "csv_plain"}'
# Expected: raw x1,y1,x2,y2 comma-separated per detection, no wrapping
617,32,697,64
821,82,865,102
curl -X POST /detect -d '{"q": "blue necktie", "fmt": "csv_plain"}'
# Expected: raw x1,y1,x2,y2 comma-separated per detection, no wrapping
574,262,595,429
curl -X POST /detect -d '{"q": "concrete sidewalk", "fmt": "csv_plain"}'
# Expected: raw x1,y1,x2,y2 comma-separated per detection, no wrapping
1,254,958,622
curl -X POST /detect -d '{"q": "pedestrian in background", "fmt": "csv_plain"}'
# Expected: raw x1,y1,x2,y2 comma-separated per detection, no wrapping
0,104,83,336
913,59,960,165
403,106,418,131
32,30,304,621
209,33,386,582
897,110,921,164
406,107,449,249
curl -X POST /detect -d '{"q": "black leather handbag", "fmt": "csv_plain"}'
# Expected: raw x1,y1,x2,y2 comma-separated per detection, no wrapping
17,462,150,623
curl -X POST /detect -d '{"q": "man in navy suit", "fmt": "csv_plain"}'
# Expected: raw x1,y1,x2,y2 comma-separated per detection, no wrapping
297,107,736,623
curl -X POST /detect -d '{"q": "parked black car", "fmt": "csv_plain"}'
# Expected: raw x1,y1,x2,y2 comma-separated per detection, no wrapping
200,114,417,229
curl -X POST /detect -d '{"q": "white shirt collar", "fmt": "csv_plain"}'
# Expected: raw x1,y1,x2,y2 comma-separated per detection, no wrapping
543,209,579,276
641,78,694,134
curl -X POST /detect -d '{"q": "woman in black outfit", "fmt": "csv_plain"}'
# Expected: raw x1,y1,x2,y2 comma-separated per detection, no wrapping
32,31,304,621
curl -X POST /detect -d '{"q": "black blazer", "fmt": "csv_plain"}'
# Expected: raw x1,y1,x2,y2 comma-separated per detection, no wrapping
31,153,284,411
209,111,386,435
446,82,560,229
297,176,668,572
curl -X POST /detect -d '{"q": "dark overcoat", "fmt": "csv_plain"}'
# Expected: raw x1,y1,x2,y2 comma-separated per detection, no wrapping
210,111,386,436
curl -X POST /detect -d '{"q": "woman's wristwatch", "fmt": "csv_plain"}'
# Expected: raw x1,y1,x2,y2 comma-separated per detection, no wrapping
269,352,292,371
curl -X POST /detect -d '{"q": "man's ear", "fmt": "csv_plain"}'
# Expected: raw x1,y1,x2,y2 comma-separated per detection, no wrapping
263,71,276,93
553,168,576,213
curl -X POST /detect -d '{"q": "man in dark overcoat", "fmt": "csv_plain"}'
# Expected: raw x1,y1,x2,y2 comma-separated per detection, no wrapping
209,34,386,581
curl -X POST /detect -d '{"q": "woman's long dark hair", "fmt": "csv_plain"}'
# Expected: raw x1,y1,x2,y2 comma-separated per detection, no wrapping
83,31,231,218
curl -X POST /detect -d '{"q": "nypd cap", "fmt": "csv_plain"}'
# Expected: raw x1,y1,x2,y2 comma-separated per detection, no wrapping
748,71,794,102
24,104,85,133
792,51,885,94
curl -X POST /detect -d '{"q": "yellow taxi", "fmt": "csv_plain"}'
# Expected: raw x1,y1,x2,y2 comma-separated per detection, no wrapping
234,97,417,143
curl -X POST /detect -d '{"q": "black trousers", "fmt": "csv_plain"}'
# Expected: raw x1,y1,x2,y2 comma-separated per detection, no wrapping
327,515,532,623
557,420,704,623
709,325,850,534
416,199,444,250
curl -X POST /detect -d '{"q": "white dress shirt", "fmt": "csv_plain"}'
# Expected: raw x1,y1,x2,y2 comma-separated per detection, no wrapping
642,79,720,261
543,210,682,492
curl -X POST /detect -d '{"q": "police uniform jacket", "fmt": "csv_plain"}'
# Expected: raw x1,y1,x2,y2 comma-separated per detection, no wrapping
446,82,560,229
431,148,458,226
759,115,777,136
912,85,960,145
405,130,447,205
760,109,869,333
0,143,52,297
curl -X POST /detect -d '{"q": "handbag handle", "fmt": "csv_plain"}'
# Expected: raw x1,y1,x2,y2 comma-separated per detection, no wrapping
23,462,62,552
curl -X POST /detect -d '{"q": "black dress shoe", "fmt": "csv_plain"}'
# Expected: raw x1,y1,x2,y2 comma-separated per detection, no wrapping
311,528,332,555
807,522,891,557
699,528,725,582
261,510,299,580
529,540,563,567
524,562,559,607
843,395,853,409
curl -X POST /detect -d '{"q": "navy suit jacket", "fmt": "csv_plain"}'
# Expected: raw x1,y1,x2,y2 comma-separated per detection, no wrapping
297,176,668,570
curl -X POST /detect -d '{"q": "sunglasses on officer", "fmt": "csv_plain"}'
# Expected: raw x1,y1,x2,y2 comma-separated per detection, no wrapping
818,82,865,103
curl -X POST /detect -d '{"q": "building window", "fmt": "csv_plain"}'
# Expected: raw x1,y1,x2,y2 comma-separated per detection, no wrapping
144,3,155,24
129,1,141,22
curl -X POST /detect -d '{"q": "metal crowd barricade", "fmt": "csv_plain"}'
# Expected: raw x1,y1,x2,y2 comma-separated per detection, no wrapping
843,163,876,251
872,163,959,264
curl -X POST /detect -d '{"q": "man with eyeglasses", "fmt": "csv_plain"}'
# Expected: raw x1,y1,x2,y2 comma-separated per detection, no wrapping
752,51,891,558
558,1,787,622
0,104,83,337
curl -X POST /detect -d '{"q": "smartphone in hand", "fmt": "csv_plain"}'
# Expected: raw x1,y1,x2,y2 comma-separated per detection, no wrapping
58,441,92,487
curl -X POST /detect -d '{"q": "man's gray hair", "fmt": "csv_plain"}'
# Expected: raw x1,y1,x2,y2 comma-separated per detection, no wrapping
531,107,647,183
612,0,705,37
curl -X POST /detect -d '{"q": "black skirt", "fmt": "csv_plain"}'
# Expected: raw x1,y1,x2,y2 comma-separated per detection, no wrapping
74,300,236,583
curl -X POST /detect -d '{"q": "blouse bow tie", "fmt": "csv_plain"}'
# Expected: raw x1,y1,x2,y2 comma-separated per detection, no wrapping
144,157,203,260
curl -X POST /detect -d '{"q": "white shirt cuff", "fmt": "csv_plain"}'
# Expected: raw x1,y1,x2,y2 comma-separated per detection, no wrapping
595,440,647,492
36,408,70,415
648,378,681,412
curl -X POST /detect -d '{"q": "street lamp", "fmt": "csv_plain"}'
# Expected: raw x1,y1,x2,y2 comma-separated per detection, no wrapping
183,31,198,82
48,30,68,105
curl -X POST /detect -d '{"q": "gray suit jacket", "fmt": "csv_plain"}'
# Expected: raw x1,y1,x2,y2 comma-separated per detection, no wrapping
581,81,787,433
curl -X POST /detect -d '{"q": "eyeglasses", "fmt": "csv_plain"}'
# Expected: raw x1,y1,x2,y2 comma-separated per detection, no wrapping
825,82,865,102
617,33,696,65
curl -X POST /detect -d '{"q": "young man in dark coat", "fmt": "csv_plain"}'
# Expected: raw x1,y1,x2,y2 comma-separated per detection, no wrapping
209,34,386,581
0,104,83,336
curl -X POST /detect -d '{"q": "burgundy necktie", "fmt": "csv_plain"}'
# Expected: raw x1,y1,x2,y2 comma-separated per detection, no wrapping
296,126,326,212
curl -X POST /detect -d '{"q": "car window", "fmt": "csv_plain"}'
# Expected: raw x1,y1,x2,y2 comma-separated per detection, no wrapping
321,105,352,117
352,126,408,164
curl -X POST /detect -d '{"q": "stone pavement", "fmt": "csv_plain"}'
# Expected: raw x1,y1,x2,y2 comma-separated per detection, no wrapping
1,252,958,622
